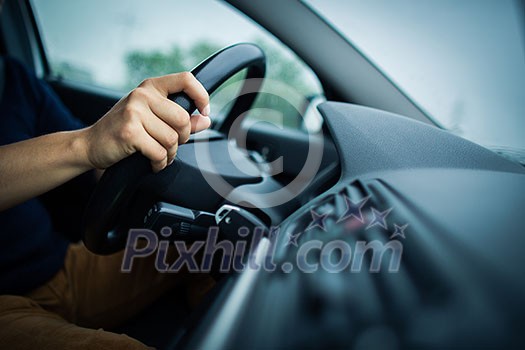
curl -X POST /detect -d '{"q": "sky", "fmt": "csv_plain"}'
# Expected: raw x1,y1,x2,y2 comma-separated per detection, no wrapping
31,0,525,150
307,0,525,150
31,0,265,85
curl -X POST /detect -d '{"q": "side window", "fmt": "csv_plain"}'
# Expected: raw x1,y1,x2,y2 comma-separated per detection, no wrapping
30,0,324,130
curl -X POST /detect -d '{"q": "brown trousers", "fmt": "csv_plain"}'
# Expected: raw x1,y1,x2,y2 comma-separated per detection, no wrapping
0,243,213,349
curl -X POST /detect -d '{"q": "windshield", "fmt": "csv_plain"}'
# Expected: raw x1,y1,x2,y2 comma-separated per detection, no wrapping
305,0,525,152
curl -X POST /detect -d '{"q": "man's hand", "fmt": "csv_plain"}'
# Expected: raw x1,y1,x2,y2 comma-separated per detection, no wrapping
83,72,211,172
0,72,210,211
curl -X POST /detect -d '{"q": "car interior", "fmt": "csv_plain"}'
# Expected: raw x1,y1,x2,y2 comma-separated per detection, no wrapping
1,0,525,349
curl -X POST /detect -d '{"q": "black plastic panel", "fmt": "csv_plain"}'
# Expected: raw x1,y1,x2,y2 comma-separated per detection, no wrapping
318,102,524,180
178,102,525,349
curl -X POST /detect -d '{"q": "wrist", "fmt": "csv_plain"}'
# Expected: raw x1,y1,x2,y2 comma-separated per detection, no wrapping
70,127,95,171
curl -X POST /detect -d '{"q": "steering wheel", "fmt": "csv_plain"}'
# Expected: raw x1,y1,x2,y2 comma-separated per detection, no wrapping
83,43,266,254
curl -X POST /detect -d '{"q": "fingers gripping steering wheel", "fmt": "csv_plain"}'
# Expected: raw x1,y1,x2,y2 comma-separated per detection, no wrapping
83,44,266,254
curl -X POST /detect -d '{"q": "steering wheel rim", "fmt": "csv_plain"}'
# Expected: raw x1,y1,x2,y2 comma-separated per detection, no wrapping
83,43,266,254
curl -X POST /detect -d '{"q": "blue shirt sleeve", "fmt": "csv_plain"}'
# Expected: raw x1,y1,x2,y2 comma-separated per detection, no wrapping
36,73,85,134
0,56,85,146
0,56,80,294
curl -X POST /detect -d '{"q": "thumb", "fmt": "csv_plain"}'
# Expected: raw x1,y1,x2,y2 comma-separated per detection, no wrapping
190,114,211,133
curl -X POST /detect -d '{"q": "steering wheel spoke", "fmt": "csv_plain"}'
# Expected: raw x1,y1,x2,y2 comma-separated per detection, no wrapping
83,44,266,254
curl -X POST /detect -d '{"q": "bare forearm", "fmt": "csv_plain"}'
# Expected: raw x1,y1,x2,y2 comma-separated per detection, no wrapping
0,128,92,211
0,72,210,212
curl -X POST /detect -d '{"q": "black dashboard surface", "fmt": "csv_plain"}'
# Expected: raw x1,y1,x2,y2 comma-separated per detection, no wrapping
179,103,525,349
